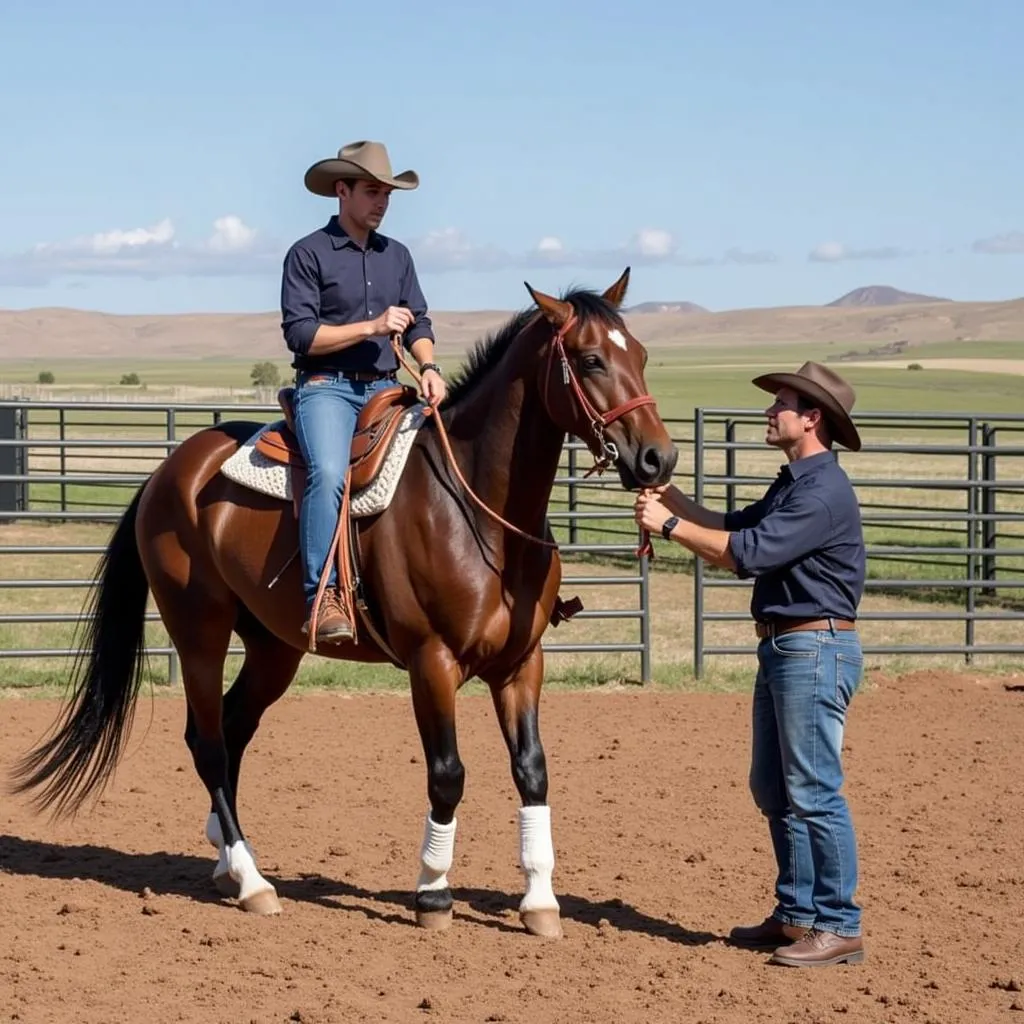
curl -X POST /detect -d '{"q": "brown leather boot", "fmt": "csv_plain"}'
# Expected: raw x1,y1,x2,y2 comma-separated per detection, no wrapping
301,590,354,644
768,928,865,967
728,915,810,949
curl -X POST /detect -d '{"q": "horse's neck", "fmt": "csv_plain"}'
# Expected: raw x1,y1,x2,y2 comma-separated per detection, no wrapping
445,326,564,538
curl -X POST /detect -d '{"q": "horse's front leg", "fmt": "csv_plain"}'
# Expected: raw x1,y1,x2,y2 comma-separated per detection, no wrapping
485,645,562,938
408,643,465,931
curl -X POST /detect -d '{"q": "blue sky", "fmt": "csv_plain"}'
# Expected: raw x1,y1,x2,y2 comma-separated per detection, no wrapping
1,0,1021,315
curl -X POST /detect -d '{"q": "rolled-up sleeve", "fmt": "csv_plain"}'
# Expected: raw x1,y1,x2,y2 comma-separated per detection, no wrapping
724,497,769,531
728,491,833,579
399,247,434,350
280,244,321,355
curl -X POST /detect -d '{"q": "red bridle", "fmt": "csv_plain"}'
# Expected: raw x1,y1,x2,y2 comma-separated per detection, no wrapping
543,312,659,475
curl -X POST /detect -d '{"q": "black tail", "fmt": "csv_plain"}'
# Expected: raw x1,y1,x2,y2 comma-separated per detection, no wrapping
11,486,151,818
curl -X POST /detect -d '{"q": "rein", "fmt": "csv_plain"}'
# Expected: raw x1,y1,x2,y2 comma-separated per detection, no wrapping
391,313,656,557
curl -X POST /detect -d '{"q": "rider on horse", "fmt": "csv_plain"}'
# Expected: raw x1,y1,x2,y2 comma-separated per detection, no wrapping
280,140,447,644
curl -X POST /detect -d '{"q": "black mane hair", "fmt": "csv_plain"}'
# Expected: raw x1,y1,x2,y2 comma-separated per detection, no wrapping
441,287,626,408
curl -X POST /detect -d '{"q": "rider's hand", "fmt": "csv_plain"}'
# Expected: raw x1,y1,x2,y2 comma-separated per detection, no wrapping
374,306,416,336
421,369,447,408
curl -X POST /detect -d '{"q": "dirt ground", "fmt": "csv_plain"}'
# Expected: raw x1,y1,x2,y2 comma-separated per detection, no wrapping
1,669,1022,1024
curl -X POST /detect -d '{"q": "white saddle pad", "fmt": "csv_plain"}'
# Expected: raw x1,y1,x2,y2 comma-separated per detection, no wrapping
219,405,427,518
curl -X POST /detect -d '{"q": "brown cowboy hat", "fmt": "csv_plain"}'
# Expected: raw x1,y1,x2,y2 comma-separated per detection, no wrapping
751,360,862,451
303,140,419,197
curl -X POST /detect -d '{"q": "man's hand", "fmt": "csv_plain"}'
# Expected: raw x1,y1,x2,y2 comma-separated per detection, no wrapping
374,306,415,336
634,489,672,534
420,368,447,408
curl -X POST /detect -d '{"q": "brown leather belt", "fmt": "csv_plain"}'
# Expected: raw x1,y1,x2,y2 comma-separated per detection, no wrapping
755,617,856,640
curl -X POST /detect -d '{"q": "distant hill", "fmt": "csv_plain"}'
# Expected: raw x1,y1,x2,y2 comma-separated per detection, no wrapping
826,285,951,308
4,295,1024,362
625,301,708,314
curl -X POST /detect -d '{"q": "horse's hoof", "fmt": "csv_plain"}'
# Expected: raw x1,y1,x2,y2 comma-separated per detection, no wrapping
415,908,453,931
520,908,563,938
213,872,240,898
240,888,282,916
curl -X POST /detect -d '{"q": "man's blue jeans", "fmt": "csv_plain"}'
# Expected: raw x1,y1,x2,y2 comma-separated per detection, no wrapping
291,371,388,611
749,625,864,938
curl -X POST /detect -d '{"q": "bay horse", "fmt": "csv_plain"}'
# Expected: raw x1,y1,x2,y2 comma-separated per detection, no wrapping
11,268,678,939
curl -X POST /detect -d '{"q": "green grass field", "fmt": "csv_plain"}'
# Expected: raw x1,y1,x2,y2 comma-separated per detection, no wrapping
6,339,1024,416
2,338,1023,693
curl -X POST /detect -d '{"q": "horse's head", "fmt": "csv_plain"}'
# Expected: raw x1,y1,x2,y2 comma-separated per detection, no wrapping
525,267,678,490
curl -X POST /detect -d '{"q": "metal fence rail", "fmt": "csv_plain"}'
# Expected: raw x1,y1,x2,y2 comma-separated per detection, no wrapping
3,399,1024,684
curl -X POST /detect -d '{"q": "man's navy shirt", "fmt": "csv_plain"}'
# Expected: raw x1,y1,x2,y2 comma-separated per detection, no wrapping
725,450,865,622
280,217,434,375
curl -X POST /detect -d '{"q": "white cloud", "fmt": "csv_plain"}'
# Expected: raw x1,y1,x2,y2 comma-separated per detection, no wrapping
971,232,1024,255
630,228,675,259
0,215,275,286
0,217,786,286
809,241,912,263
206,215,257,253
32,218,176,256
536,236,564,253
408,226,723,273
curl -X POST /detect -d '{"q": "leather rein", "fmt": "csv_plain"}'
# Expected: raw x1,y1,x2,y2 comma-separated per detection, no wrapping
391,312,657,555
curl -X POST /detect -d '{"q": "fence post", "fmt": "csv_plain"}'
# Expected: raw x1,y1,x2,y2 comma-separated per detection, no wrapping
693,408,705,679
981,424,997,597
639,538,651,684
725,419,736,513
0,405,27,515
965,418,978,664
59,407,67,513
567,443,578,545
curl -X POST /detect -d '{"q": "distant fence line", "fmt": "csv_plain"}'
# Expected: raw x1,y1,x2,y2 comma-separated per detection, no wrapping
1,399,1024,681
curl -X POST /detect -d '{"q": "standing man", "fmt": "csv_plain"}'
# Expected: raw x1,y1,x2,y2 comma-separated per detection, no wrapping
634,362,867,968
280,140,446,645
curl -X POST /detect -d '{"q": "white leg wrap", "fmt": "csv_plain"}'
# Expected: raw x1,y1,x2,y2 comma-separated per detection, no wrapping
206,811,255,885
416,814,457,892
519,805,558,912
226,839,274,902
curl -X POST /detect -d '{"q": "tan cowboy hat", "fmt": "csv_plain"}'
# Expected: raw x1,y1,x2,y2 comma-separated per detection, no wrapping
751,361,862,451
303,140,419,197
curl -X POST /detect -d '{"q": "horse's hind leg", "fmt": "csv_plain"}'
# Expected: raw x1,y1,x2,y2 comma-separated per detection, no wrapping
175,599,281,915
196,615,303,898
484,646,562,938
408,644,465,931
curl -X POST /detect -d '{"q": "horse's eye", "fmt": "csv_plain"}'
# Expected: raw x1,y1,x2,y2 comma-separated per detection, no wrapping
581,353,605,373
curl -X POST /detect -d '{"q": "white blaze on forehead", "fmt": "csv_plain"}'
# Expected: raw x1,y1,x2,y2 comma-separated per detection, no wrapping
607,328,627,350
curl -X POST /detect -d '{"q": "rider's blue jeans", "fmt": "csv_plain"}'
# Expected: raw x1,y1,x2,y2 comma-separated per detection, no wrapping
748,625,864,937
291,371,388,611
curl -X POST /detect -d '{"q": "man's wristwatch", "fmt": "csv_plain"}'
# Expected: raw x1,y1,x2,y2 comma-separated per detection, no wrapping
419,362,442,376
661,515,680,541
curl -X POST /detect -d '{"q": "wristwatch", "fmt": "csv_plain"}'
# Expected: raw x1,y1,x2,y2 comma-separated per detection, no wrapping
661,515,680,541
419,362,443,376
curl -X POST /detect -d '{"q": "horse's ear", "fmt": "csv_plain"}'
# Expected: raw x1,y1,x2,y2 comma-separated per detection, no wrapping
602,266,631,308
524,282,573,326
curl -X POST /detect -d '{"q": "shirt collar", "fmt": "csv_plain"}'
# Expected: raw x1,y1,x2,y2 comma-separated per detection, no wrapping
784,448,836,480
324,216,385,252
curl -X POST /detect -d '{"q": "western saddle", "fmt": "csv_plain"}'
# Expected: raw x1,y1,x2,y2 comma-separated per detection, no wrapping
255,383,420,492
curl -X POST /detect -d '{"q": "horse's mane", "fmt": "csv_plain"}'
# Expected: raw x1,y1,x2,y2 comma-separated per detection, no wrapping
442,287,626,409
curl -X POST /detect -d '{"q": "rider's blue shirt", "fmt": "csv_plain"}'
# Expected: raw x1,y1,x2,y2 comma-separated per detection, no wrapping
280,217,434,375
